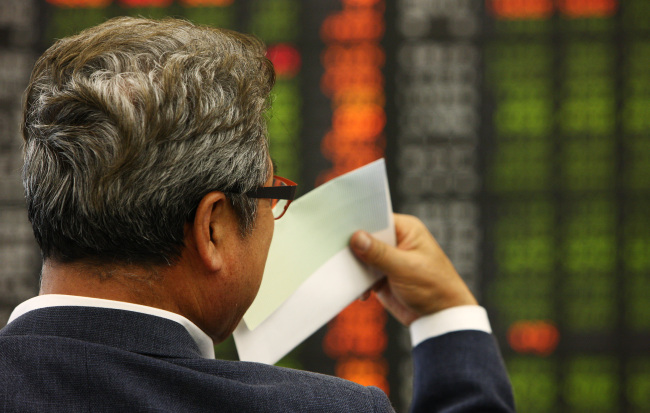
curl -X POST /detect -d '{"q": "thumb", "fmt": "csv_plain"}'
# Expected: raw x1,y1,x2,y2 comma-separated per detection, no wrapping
350,230,406,276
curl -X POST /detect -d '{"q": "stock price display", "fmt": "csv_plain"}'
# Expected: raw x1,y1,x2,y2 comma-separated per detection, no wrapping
0,0,648,411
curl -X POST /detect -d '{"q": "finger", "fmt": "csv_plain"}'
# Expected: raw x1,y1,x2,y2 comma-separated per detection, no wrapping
393,213,430,250
349,230,409,276
374,281,420,326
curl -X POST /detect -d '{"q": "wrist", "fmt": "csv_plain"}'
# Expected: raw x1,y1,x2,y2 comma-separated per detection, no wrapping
420,287,478,316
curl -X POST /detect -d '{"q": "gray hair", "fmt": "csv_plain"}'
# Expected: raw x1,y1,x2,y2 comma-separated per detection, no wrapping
22,17,275,266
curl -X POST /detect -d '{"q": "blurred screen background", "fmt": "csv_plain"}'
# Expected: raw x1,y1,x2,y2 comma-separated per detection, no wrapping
0,1,648,411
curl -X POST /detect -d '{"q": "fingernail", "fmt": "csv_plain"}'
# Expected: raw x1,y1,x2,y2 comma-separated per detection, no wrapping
354,231,371,252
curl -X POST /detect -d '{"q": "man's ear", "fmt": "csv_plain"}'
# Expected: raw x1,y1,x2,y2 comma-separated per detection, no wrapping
192,192,228,272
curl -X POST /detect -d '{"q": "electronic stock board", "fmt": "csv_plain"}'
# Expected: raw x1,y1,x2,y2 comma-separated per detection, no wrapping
0,1,648,411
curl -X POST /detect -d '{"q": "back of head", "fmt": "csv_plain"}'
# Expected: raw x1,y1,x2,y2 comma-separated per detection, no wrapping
22,17,275,266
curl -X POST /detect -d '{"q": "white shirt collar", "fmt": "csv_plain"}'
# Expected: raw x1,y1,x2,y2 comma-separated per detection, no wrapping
8,294,216,359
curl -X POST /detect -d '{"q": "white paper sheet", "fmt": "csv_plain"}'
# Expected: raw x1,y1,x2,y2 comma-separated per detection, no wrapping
233,159,395,365
243,158,391,331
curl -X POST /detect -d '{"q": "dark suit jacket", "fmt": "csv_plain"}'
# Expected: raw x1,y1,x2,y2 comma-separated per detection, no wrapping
0,306,514,412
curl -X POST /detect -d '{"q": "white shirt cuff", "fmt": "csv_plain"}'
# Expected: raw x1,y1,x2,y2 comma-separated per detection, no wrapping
409,305,492,348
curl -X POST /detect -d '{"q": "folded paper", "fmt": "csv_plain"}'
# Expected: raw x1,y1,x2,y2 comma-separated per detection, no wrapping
234,159,394,364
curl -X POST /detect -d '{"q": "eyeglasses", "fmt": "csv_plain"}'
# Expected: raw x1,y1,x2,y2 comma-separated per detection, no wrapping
245,175,297,220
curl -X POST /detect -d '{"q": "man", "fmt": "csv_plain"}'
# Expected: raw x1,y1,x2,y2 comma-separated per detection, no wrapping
0,17,514,412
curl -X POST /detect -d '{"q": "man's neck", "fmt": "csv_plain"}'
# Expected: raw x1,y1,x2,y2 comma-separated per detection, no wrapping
39,260,181,315
39,246,238,344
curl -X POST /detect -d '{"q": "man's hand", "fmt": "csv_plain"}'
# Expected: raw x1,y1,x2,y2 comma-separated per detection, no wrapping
349,213,478,326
